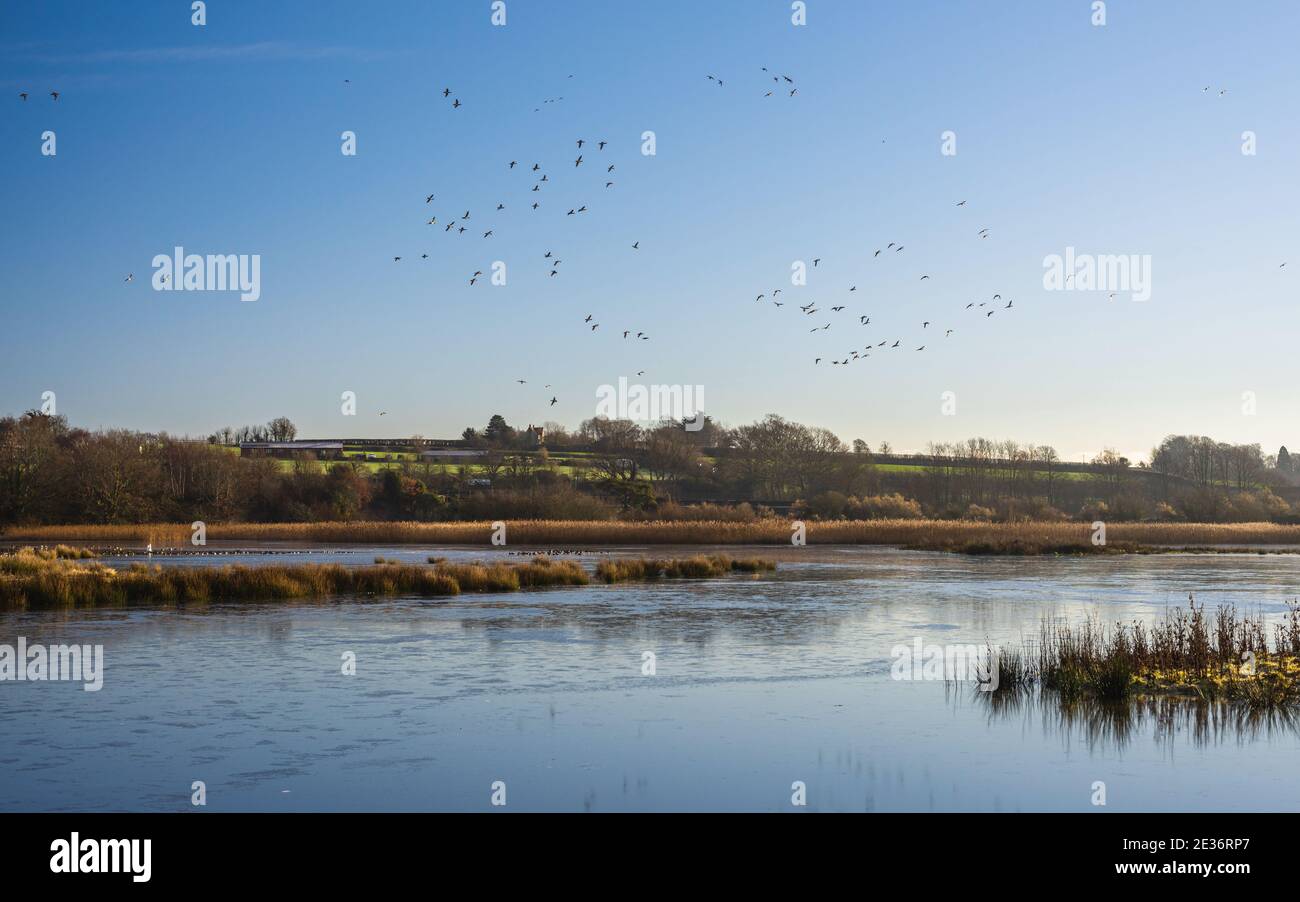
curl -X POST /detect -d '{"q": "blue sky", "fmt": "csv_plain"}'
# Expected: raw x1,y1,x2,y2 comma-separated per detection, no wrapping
2,0,1297,461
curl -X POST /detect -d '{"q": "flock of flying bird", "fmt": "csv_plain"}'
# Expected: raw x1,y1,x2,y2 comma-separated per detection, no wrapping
751,204,1013,367
22,66,1261,416
392,63,1019,400
393,80,667,409
392,68,813,409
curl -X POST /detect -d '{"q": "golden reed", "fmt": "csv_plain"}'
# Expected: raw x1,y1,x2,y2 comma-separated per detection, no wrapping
5,519,1300,548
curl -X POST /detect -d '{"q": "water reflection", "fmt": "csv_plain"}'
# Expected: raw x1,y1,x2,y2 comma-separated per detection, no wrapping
971,684,1299,753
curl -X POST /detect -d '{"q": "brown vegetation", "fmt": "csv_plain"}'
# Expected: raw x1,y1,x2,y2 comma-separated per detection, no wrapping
0,547,775,610
595,554,776,583
8,518,1300,549
992,600,1300,709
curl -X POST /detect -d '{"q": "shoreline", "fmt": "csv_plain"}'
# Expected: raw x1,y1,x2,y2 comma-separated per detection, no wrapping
5,519,1300,554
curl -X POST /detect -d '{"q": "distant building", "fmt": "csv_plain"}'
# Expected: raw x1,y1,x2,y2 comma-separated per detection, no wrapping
240,441,344,460
523,424,545,448
420,449,487,462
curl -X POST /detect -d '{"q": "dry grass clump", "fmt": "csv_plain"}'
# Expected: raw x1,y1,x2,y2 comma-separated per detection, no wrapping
595,554,776,583
513,556,589,588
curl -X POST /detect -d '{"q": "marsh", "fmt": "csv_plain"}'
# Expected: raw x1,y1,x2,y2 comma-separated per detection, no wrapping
2,544,1298,812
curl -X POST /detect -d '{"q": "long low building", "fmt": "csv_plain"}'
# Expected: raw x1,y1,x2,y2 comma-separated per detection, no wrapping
239,441,345,458
236,440,488,462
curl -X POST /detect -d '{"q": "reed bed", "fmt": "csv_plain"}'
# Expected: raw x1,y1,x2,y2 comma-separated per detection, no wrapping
0,547,590,610
992,599,1300,709
7,519,1300,549
595,554,776,583
0,547,762,609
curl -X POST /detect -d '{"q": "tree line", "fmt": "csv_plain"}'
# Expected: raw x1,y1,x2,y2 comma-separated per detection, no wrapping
1,408,1296,526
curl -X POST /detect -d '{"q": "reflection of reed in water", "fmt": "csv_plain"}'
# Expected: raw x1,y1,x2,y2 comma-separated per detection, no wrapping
970,684,1297,753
